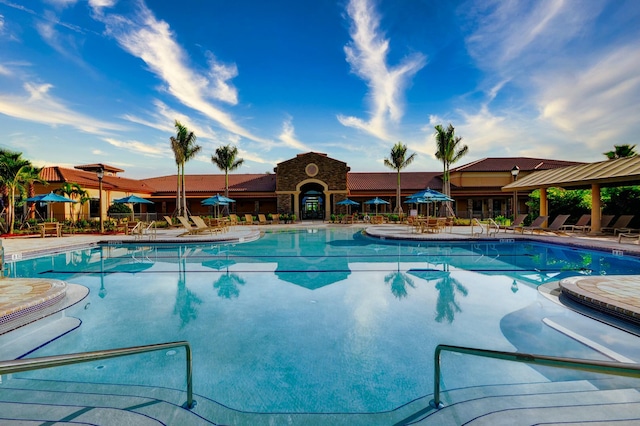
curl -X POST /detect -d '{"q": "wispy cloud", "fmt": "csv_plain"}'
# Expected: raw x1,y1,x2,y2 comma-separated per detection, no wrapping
0,82,125,134
93,1,268,144
337,0,426,141
278,117,311,151
103,137,169,157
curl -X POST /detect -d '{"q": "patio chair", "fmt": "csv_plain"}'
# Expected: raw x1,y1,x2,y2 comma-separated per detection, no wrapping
602,215,634,234
163,215,180,229
503,214,527,233
177,216,211,236
191,216,223,234
244,214,254,225
560,214,591,233
520,215,550,234
526,214,569,234
257,214,269,225
228,214,240,225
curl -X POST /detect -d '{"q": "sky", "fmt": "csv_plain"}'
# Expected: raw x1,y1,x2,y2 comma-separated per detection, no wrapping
0,0,639,180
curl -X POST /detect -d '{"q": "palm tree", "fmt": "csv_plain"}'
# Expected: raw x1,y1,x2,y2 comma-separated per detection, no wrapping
0,150,45,234
211,145,244,215
384,142,416,214
56,182,88,223
170,120,201,216
603,144,637,160
434,124,468,213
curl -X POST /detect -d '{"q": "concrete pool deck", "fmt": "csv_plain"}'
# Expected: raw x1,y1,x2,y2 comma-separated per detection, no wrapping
2,222,640,331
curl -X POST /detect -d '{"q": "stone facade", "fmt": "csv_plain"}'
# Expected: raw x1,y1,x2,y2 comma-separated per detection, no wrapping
275,152,349,192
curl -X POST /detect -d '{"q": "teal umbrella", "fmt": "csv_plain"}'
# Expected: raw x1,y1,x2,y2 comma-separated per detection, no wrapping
364,197,390,215
26,191,77,220
336,198,359,215
113,195,154,220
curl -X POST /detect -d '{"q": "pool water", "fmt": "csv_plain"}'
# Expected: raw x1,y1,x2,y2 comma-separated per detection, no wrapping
8,228,640,413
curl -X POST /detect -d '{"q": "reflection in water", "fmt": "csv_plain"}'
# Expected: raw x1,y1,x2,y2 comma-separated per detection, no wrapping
173,247,202,328
434,271,468,324
384,270,415,299
213,272,246,299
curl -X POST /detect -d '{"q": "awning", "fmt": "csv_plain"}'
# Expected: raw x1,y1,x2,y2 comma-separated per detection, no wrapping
502,156,640,192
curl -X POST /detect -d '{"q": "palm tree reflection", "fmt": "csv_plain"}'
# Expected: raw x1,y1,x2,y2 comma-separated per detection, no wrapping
173,247,202,327
434,272,468,323
213,271,246,299
385,244,415,299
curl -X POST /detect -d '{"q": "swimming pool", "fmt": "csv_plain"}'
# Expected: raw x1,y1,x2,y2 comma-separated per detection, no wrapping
7,228,640,414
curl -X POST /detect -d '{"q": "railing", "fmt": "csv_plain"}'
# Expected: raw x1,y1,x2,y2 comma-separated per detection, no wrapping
0,341,195,409
430,344,640,409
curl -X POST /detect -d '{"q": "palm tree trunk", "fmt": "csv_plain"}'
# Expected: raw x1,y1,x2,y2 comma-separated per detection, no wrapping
176,166,181,216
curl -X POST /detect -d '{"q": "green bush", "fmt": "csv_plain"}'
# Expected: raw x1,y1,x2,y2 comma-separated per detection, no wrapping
107,203,132,215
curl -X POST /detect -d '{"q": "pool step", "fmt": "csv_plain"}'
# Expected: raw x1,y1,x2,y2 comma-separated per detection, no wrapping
1,377,639,425
418,381,640,425
0,378,209,425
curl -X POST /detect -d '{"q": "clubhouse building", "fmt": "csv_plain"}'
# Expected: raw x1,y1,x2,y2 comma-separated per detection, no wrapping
34,152,582,222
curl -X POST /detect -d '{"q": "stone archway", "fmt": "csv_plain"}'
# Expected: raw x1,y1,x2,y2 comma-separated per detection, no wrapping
297,180,328,220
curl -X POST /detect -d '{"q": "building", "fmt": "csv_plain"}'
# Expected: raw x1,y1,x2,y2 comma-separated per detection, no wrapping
32,153,581,221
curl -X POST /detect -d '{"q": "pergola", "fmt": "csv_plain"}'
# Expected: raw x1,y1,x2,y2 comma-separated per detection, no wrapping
502,156,640,233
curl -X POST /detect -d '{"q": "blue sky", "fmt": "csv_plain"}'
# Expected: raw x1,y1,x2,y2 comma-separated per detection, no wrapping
0,0,638,179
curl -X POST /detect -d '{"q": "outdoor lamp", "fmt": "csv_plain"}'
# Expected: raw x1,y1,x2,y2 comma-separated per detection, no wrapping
511,165,520,218
96,168,104,233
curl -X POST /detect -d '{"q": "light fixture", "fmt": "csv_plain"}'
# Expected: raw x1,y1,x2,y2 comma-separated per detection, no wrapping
511,279,519,293
511,165,520,218
96,168,104,233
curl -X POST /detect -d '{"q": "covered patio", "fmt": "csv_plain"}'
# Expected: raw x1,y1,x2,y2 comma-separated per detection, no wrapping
502,156,640,233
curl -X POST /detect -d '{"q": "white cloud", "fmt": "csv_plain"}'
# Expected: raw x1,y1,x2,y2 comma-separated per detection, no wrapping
103,137,168,157
537,44,640,149
88,0,116,9
337,0,426,141
278,117,311,151
95,1,268,144
0,82,125,134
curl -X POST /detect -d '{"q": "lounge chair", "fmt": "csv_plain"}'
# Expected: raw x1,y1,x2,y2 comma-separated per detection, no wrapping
602,215,634,234
177,216,212,236
600,215,615,229
618,232,640,244
244,214,254,225
257,214,269,225
560,214,591,233
526,214,569,234
503,214,527,233
164,215,180,228
191,216,223,234
521,215,550,234
228,214,240,225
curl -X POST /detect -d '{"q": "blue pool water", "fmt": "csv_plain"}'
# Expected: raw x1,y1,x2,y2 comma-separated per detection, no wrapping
8,228,640,413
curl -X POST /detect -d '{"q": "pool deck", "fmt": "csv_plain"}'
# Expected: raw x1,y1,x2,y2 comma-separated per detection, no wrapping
2,222,640,331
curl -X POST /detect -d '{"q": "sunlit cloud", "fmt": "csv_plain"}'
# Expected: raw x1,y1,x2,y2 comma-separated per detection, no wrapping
337,0,426,141
103,137,169,157
94,1,268,144
278,117,311,151
0,82,126,134
537,44,640,150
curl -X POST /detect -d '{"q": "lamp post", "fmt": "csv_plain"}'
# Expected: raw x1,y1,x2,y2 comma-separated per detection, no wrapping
511,165,520,219
96,168,104,234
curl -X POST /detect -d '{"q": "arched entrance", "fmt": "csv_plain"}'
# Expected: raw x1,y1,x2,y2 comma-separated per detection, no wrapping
300,183,325,220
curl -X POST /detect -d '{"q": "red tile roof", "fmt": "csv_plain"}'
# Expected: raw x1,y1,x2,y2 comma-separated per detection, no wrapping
347,172,443,192
74,163,125,174
452,157,583,172
40,167,155,193
141,174,277,194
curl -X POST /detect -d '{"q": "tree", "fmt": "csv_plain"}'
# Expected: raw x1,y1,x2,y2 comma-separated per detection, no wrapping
434,124,468,213
211,145,244,214
0,150,45,234
56,182,89,223
384,142,416,214
170,120,201,216
603,144,637,160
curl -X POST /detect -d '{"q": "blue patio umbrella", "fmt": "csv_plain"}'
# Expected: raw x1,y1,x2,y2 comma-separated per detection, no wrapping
336,198,359,214
408,188,453,202
113,195,154,204
201,194,235,205
202,194,234,217
364,197,390,215
113,195,154,220
26,191,77,220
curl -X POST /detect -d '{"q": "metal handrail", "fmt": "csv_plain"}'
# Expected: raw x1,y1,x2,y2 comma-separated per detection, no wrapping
0,341,195,409
430,344,640,409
